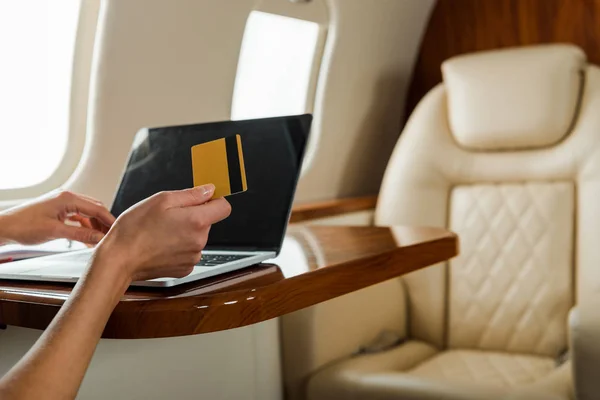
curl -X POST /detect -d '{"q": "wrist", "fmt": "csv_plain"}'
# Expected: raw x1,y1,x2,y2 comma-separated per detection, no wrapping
86,244,134,305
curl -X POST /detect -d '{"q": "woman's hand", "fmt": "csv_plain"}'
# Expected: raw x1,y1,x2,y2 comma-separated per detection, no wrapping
0,184,231,400
0,190,115,246
93,184,231,283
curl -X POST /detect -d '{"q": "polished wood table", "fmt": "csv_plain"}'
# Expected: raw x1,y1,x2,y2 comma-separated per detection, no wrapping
0,226,457,339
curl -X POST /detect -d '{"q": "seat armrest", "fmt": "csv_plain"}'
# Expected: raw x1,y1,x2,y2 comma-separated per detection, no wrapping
302,209,375,226
280,278,407,400
569,298,600,400
290,196,377,225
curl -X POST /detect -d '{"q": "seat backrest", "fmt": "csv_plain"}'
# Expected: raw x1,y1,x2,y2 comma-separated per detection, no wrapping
375,44,600,357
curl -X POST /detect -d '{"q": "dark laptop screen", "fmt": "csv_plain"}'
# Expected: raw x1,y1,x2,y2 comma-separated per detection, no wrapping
110,114,312,253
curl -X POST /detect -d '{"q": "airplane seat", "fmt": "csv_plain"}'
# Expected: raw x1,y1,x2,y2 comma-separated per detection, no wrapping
282,44,600,400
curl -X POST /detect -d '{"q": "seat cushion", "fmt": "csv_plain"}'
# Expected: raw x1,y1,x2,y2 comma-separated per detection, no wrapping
408,349,554,388
308,343,570,400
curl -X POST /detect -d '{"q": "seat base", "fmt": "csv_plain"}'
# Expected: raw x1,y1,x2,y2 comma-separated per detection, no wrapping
307,341,573,400
409,349,554,388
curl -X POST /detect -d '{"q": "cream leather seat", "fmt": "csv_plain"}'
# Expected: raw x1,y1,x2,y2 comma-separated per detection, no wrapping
282,44,600,400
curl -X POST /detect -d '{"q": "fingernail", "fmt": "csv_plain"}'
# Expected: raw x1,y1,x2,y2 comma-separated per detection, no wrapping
202,184,215,196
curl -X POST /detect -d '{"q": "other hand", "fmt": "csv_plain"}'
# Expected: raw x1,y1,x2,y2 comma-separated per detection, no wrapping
0,190,115,245
94,184,231,282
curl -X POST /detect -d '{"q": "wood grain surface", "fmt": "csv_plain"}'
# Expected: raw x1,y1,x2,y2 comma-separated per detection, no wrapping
406,0,600,118
0,226,458,339
290,196,377,223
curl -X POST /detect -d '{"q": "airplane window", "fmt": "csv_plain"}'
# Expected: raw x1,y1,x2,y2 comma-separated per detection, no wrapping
231,11,320,121
0,0,81,189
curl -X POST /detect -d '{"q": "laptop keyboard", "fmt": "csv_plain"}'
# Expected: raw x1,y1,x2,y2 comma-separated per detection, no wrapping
63,252,251,267
197,254,250,267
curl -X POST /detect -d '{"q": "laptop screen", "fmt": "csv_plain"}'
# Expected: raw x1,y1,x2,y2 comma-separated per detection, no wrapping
110,114,312,253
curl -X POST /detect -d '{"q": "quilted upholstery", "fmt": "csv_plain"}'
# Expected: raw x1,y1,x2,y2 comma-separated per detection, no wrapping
448,183,574,356
408,350,555,388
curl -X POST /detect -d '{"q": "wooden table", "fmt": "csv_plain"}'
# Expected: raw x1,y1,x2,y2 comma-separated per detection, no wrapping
0,226,457,339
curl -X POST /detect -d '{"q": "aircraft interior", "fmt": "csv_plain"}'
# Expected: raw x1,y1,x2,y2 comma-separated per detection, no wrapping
0,0,599,399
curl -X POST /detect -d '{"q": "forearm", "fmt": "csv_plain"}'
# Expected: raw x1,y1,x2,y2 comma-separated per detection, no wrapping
0,214,14,245
0,251,130,399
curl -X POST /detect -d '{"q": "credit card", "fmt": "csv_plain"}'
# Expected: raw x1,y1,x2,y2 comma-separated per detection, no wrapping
190,134,248,198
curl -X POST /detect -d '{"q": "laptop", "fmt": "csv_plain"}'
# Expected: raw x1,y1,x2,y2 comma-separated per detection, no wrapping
0,114,312,287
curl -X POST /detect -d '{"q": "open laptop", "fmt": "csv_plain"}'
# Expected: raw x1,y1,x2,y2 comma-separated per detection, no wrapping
0,114,312,287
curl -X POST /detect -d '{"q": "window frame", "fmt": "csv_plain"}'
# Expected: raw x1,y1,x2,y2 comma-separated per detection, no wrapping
231,7,328,176
0,0,101,205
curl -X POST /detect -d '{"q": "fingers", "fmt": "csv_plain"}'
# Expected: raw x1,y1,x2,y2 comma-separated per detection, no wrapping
54,224,105,245
163,184,215,208
198,197,232,224
67,214,110,235
60,192,116,227
184,197,231,229
67,214,93,229
92,218,110,234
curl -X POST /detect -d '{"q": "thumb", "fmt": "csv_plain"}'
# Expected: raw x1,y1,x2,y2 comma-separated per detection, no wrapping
167,184,216,208
55,224,105,245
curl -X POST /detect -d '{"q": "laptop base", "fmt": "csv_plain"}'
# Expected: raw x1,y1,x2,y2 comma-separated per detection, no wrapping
0,249,275,288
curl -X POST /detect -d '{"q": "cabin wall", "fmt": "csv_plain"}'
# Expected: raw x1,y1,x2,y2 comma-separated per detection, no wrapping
0,0,435,206
0,321,282,400
292,0,436,202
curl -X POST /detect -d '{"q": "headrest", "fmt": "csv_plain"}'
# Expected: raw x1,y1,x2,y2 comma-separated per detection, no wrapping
442,44,586,150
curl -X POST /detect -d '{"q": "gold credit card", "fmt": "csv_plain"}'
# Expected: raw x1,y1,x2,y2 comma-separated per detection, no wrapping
191,134,248,198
